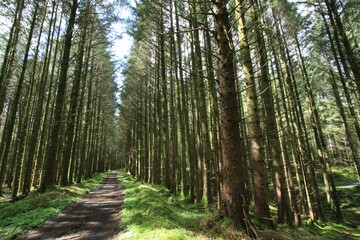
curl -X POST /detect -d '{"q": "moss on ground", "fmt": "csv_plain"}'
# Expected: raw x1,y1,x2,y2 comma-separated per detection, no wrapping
1,170,358,240
116,172,251,240
0,172,108,240
316,165,358,184
117,172,360,240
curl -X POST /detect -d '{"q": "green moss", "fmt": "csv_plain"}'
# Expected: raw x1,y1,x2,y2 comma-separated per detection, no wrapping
0,172,108,240
317,165,358,184
116,172,244,240
117,171,360,240
331,166,358,182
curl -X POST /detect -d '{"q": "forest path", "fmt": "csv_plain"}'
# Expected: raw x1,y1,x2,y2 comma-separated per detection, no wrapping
18,172,124,240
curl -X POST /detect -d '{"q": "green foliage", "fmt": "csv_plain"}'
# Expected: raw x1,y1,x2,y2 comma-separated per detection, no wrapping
331,166,358,183
316,165,358,184
117,172,360,240
115,172,251,240
262,184,360,240
0,172,107,240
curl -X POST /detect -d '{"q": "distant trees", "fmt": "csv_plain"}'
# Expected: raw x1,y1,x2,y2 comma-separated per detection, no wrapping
0,0,120,200
118,0,359,236
2,0,357,237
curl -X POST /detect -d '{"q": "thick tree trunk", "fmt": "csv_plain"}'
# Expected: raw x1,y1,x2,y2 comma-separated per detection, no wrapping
212,1,254,236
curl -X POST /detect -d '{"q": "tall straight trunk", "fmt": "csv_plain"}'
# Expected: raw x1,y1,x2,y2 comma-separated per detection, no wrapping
22,0,55,195
253,0,296,226
77,73,98,183
203,10,222,208
188,46,198,203
69,39,91,183
11,105,25,200
189,17,202,203
324,0,360,93
60,11,89,186
0,2,39,193
272,11,324,221
14,0,48,198
319,9,360,141
212,1,254,236
190,0,213,207
169,0,178,193
159,2,171,189
294,34,342,220
41,0,78,191
144,72,150,183
147,67,154,183
328,64,360,179
175,0,190,197
235,0,274,227
153,41,162,185
0,0,25,118
32,10,63,188
12,72,37,198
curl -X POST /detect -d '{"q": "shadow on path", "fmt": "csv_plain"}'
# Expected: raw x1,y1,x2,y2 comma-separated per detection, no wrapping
18,172,124,240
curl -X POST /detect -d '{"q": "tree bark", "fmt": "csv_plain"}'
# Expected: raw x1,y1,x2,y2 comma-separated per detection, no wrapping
41,0,78,191
212,0,254,235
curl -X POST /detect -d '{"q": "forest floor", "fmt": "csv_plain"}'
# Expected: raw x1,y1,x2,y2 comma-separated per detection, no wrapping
16,172,124,240
115,172,360,240
1,170,358,239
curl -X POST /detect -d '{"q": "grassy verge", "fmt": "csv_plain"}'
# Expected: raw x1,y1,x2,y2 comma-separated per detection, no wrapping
117,172,360,240
116,172,251,240
0,172,108,239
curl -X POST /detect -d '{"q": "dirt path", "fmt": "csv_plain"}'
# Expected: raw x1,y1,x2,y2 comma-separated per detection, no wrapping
18,172,124,240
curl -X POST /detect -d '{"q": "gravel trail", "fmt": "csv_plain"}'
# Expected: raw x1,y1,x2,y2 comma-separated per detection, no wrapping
18,172,123,240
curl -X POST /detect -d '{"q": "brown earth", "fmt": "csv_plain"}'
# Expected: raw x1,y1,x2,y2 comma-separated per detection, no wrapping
18,172,124,240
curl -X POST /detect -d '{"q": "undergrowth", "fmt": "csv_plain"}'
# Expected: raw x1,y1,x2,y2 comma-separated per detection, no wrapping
116,172,250,240
262,184,360,239
117,172,360,240
316,165,358,184
0,172,108,240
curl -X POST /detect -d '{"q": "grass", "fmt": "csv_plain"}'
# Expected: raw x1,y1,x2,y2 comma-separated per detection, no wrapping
115,172,250,240
262,184,360,240
1,170,358,240
331,165,358,183
117,172,360,240
316,165,358,184
0,172,108,240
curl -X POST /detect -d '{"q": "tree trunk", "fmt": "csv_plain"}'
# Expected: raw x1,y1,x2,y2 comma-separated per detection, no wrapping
212,1,254,236
41,0,78,191
235,0,274,227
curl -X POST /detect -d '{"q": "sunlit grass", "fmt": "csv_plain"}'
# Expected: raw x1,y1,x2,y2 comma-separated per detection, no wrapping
316,165,359,185
115,172,251,240
0,172,108,240
117,171,360,240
